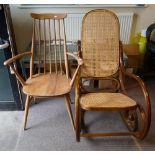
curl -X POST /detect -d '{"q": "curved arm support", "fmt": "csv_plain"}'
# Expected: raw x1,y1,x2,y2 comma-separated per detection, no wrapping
4,52,32,86
4,52,32,66
119,41,151,138
67,52,83,87
123,70,151,138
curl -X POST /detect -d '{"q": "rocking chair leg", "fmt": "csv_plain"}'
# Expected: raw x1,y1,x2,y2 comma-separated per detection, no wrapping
81,109,86,129
24,95,30,130
64,94,75,132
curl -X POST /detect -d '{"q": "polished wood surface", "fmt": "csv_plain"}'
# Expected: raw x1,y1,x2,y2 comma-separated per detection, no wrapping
4,52,31,65
31,13,67,20
75,9,151,142
4,13,83,132
4,52,31,86
23,73,71,97
64,94,75,132
24,95,31,130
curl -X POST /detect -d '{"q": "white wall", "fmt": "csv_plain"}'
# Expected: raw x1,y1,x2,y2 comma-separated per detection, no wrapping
9,4,155,52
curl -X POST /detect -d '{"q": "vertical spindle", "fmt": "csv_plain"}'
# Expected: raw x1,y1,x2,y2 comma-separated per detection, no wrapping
44,19,46,74
30,18,35,79
62,19,69,78
58,19,63,74
48,19,52,74
54,19,57,74
38,19,41,74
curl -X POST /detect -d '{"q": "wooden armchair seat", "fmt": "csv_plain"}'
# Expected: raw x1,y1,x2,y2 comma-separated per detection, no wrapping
23,73,71,97
80,93,137,111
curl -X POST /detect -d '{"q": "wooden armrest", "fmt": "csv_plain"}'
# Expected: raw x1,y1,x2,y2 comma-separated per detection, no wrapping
4,52,32,66
120,45,150,111
123,71,150,104
67,52,83,66
120,46,151,136
124,71,150,105
67,52,83,87
3,52,31,86
123,70,151,137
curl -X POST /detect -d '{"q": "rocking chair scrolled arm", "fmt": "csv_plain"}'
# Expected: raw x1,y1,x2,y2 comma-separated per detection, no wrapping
4,52,32,86
67,52,83,87
119,48,151,138
123,70,151,139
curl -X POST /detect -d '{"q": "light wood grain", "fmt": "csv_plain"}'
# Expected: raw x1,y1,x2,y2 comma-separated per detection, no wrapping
30,18,35,79
31,13,67,20
4,13,83,132
23,73,71,97
58,19,63,74
53,19,57,74
24,95,31,130
43,19,46,74
38,19,41,74
63,19,69,78
48,19,52,74
64,94,75,132
4,52,31,65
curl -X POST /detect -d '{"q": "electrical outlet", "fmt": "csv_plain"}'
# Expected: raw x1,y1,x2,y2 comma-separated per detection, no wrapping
82,78,90,86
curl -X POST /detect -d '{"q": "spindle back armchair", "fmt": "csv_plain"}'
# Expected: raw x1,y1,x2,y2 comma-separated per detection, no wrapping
30,13,69,78
4,13,83,131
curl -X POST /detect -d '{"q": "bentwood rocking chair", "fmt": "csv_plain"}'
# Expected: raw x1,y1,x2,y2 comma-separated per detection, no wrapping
75,9,151,142
4,13,83,131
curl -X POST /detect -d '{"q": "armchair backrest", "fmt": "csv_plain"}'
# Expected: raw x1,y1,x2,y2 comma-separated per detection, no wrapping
81,9,120,77
30,13,69,78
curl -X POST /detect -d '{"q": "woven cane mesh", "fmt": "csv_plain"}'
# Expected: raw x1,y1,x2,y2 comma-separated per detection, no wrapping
80,93,137,110
81,10,120,77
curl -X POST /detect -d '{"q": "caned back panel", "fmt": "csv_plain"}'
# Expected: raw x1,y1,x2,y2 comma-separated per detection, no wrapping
81,9,120,77
30,13,69,78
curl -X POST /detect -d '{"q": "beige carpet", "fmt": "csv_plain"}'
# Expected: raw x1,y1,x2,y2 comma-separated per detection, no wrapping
0,79,155,150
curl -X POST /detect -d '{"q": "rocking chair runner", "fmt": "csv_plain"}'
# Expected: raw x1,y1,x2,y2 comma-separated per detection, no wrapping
4,13,83,131
75,9,151,142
